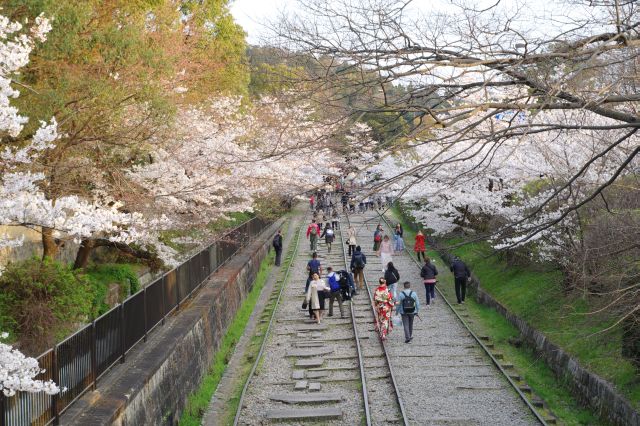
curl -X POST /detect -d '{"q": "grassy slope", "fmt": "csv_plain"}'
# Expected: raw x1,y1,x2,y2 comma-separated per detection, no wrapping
389,207,611,424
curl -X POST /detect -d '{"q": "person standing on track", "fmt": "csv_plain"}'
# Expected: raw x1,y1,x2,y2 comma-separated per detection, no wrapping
326,267,345,318
320,223,335,253
394,223,405,252
272,229,283,266
450,256,471,304
373,277,394,341
331,209,340,230
420,257,438,305
305,252,322,293
379,235,393,271
373,224,384,252
396,281,419,343
346,224,357,256
307,219,320,252
384,261,400,300
305,273,329,324
350,246,367,290
414,229,427,262
310,194,315,210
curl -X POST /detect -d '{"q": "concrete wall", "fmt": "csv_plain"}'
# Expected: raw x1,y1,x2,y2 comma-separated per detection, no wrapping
433,248,639,426
62,218,284,426
0,226,78,266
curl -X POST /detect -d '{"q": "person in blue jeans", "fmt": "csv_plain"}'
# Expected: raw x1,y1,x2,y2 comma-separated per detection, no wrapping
305,252,322,293
396,281,420,343
420,257,438,305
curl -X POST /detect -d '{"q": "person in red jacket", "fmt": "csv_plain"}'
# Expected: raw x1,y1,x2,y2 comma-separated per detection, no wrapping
414,229,426,262
309,194,315,210
307,219,320,252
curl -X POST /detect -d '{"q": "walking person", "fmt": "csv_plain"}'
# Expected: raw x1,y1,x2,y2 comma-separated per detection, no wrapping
307,219,320,252
331,209,340,230
414,229,427,262
272,229,283,266
304,273,329,324
309,194,315,210
393,223,405,253
320,223,335,253
305,252,322,293
396,281,419,343
373,224,384,252
350,246,367,290
384,262,400,300
379,235,393,271
326,267,345,318
373,278,394,341
450,256,471,304
346,224,357,256
420,257,438,305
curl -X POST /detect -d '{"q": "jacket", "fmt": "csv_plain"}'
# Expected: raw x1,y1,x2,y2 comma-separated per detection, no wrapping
350,250,367,269
272,234,282,250
347,228,357,245
306,223,320,238
450,259,471,279
384,267,400,285
420,262,438,281
397,289,420,315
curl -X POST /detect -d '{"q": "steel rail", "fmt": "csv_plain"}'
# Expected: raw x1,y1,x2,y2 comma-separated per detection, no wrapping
344,212,410,426
336,214,372,425
233,219,304,426
376,209,547,425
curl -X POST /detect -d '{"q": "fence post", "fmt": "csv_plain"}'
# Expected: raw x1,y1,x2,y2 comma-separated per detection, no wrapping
91,321,97,390
119,304,126,364
143,287,148,343
52,345,59,425
161,277,166,326
0,393,5,426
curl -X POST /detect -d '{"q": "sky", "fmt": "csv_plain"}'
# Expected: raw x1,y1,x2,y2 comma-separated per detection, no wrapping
230,0,601,45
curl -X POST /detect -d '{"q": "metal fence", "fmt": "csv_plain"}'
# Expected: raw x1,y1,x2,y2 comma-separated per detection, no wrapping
0,217,272,426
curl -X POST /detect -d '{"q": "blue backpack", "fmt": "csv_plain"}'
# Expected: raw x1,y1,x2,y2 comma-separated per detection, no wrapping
328,274,340,292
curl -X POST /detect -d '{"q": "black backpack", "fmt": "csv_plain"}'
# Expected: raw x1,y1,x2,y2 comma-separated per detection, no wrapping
353,253,365,269
337,271,352,300
401,291,416,314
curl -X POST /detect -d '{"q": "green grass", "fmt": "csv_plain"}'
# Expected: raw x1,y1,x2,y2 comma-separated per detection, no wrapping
389,206,610,424
83,263,141,316
179,221,293,426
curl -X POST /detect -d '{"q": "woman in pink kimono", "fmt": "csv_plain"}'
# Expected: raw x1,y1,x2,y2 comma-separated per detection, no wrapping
373,278,394,341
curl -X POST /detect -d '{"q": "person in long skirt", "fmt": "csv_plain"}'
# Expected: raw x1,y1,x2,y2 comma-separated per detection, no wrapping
393,223,405,252
379,235,393,272
373,277,394,341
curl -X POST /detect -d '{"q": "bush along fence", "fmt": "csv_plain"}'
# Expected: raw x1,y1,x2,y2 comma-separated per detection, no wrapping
0,217,272,426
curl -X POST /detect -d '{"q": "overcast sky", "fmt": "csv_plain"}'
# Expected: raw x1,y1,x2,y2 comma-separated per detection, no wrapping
230,0,600,45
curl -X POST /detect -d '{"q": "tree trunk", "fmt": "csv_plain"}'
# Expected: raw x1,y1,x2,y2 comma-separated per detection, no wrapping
73,239,95,269
42,227,59,260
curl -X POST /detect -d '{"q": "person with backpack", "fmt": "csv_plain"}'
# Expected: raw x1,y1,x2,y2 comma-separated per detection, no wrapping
320,223,335,253
331,209,340,230
350,246,367,290
305,252,322,293
326,267,345,318
420,257,438,305
384,262,400,300
337,269,355,299
307,219,320,252
272,229,283,266
450,256,471,304
396,281,420,343
373,224,384,252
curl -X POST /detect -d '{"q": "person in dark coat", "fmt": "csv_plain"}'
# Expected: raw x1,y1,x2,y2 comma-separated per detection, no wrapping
450,257,471,304
272,229,283,266
420,257,438,305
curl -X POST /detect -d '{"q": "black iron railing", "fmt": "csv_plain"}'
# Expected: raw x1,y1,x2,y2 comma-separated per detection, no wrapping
1,217,272,426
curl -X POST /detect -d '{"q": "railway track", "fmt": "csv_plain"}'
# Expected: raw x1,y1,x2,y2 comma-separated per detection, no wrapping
234,209,407,425
232,206,540,425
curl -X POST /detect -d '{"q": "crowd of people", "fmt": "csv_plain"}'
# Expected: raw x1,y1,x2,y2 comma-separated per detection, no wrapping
278,190,472,345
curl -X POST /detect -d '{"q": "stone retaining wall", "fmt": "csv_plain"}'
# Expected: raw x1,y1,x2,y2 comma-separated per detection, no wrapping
433,248,639,426
62,218,285,426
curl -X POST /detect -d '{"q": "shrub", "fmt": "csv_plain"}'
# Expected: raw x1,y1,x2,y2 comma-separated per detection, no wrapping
83,263,141,316
0,258,95,356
